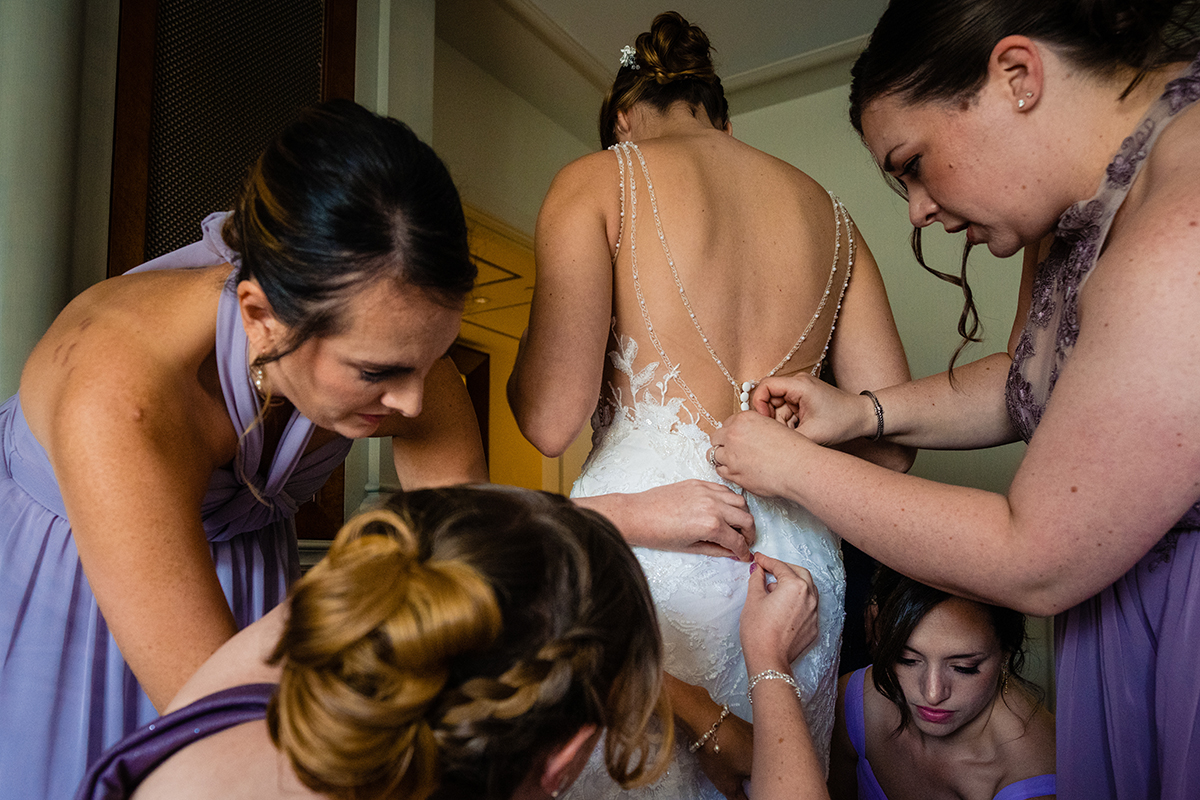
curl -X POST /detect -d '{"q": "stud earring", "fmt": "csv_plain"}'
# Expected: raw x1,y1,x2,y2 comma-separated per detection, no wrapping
1018,99,1026,108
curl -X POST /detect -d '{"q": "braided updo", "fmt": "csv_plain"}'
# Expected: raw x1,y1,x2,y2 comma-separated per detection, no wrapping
268,485,671,800
599,10,730,148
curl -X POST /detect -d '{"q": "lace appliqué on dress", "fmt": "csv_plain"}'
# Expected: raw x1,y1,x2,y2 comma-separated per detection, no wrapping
568,332,845,800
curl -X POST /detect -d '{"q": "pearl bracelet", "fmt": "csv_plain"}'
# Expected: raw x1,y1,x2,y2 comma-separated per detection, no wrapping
688,704,730,753
746,669,802,704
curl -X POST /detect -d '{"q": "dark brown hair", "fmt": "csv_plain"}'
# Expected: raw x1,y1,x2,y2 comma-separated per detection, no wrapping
267,485,672,800
849,0,1200,370
599,11,730,148
867,566,1036,733
224,98,476,366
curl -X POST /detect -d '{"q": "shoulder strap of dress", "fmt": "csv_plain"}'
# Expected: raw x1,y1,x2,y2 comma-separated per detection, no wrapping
844,666,869,757
991,773,1056,800
807,193,856,376
610,142,631,261
75,683,275,799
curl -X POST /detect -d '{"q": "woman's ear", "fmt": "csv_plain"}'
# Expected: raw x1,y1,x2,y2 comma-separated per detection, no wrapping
989,34,1044,111
237,279,284,357
539,724,601,797
615,109,633,141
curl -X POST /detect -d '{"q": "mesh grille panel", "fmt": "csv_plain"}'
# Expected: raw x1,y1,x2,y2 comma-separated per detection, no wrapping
145,0,324,260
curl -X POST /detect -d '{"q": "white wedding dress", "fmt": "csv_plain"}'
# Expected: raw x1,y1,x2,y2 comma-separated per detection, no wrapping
564,143,851,799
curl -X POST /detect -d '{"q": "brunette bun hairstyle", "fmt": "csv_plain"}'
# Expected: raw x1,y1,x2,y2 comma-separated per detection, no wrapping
599,10,730,148
867,567,1036,733
224,98,476,364
268,485,671,800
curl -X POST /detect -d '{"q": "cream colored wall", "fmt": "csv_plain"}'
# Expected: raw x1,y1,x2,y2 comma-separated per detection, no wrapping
432,38,592,235
432,37,593,492
0,0,117,399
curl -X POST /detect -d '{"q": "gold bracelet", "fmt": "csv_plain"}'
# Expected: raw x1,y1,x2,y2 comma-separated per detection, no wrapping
688,704,730,753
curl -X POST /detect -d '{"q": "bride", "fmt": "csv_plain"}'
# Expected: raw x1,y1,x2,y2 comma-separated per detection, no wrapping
508,12,913,798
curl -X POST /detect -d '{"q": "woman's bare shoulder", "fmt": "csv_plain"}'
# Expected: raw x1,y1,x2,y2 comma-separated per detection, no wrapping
164,604,285,713
132,718,314,800
21,265,232,447
994,686,1056,779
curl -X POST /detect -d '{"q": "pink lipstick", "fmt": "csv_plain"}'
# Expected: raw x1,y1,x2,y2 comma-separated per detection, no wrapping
916,706,955,724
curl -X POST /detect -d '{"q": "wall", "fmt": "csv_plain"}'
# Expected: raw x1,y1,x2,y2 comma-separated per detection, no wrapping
0,0,117,399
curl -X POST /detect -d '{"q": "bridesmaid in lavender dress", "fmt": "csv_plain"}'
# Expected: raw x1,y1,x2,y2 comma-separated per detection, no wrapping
712,1,1200,797
0,100,484,799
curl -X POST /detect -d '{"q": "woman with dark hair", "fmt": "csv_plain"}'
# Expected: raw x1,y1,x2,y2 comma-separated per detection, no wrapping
509,11,913,799
829,569,1054,800
0,99,485,798
710,0,1200,795
76,485,673,800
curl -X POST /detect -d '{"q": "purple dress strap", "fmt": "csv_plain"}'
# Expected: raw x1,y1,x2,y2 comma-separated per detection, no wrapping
844,668,890,800
0,213,350,799
74,683,276,800
1004,51,1200,799
992,773,1056,800
844,667,1056,800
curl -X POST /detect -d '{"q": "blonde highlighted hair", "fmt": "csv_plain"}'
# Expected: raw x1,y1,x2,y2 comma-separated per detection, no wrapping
267,485,671,799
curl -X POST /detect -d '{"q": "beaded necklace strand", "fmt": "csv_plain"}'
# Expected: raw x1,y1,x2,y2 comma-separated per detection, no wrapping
612,141,855,429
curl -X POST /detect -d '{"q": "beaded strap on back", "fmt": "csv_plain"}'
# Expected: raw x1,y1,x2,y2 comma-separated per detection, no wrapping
610,141,854,429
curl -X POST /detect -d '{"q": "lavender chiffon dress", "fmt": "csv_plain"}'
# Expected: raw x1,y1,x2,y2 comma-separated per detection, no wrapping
0,213,352,799
1005,55,1200,798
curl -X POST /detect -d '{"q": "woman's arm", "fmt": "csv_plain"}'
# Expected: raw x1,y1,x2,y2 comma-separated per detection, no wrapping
664,673,754,800
573,481,756,560
714,186,1200,615
753,243,1043,454
739,553,829,800
381,356,488,488
46,352,240,710
508,152,618,457
821,227,915,472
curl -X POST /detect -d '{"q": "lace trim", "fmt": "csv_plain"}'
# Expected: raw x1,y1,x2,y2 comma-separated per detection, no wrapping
610,141,854,428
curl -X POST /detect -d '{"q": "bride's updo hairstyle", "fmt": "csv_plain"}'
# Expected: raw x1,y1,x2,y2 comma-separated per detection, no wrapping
848,0,1200,371
599,10,729,148
267,485,672,800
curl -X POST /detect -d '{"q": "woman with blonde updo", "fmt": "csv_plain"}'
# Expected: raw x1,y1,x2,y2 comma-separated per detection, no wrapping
75,485,672,800
509,10,913,799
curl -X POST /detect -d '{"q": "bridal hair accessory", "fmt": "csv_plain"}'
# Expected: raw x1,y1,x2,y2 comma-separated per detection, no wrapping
747,669,802,704
688,703,730,753
706,444,723,469
860,390,884,441
619,45,640,70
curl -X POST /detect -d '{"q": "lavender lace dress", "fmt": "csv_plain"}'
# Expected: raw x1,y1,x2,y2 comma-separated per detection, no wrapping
1005,55,1200,799
0,213,352,799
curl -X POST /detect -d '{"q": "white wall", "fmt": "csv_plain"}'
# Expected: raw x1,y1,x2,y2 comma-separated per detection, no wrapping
432,38,591,234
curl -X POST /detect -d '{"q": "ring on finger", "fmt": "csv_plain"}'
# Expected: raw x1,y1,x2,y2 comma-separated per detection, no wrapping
706,444,724,469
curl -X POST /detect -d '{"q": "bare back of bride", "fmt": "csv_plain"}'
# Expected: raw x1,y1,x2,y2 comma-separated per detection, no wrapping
509,12,912,799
